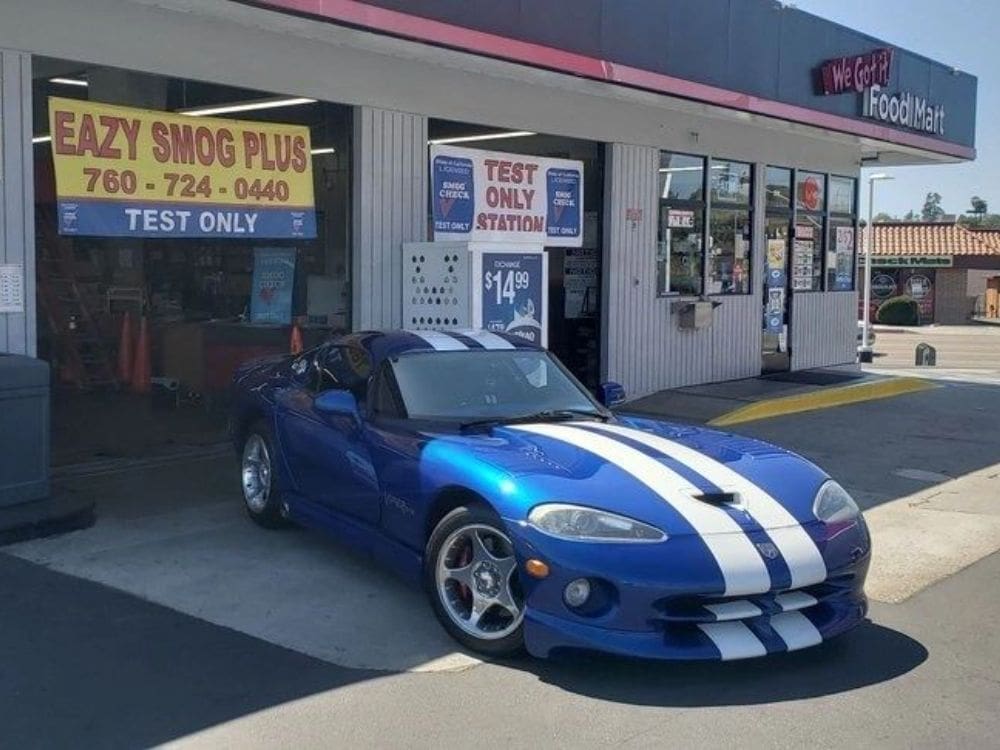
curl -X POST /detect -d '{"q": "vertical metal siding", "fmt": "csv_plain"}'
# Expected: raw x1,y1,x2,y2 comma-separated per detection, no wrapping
0,49,35,356
602,143,763,399
351,106,428,330
790,292,858,370
601,143,660,394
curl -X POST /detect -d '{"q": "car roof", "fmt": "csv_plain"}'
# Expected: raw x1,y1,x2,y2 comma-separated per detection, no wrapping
334,329,541,364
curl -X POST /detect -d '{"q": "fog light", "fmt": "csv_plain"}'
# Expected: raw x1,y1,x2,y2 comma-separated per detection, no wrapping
564,578,591,608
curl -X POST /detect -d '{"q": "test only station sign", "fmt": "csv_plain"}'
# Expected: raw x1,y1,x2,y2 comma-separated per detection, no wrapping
478,249,547,347
431,144,583,247
47,97,316,238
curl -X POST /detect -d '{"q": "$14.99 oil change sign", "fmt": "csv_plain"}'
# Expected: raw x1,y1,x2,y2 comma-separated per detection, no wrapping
431,144,583,247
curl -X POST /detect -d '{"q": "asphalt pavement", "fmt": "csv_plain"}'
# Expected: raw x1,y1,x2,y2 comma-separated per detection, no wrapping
2,374,999,748
2,542,997,748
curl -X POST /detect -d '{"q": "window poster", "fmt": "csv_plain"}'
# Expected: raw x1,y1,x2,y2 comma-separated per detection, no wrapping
251,247,296,324
833,226,855,290
0,264,25,314
564,247,598,319
766,239,787,288
667,209,695,229
904,271,935,321
792,240,815,291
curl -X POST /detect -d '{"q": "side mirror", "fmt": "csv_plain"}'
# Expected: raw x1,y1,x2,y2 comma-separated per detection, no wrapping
315,389,359,417
597,382,626,407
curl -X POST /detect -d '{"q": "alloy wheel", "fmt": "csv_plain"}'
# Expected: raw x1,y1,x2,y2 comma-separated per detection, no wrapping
435,523,524,640
241,434,272,513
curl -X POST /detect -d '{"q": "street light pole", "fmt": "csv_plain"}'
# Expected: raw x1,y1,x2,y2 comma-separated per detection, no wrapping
860,173,893,363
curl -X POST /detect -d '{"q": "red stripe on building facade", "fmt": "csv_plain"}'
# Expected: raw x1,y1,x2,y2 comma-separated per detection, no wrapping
248,0,975,160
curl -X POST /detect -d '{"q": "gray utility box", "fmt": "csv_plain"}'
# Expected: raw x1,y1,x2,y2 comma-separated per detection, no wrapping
0,354,50,507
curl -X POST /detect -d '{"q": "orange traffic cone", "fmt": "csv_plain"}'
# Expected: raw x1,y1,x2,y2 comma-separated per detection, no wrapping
289,323,303,355
117,311,134,385
131,315,151,394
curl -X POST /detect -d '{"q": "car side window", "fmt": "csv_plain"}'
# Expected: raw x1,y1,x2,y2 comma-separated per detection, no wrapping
370,362,406,419
315,345,372,400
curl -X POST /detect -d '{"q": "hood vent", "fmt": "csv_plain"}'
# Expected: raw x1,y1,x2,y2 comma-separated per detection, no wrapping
695,492,739,506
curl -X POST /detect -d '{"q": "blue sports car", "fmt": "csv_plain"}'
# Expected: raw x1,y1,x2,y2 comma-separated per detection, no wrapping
231,329,870,661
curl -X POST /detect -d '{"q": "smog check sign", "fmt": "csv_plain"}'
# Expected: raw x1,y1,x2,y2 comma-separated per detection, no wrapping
47,97,316,238
817,48,946,136
431,144,583,247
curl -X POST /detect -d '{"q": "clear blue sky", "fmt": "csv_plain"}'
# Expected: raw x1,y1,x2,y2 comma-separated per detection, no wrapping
794,0,996,219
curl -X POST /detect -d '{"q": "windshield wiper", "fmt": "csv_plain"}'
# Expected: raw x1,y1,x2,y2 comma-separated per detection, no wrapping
460,409,609,432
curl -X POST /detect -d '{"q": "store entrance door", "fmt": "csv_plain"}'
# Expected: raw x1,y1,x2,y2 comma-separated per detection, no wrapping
762,216,791,373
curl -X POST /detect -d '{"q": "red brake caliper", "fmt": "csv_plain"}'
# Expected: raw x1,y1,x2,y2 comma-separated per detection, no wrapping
458,541,473,605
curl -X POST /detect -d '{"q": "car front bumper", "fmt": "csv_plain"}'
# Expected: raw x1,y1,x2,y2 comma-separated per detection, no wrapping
523,585,868,661
507,518,870,661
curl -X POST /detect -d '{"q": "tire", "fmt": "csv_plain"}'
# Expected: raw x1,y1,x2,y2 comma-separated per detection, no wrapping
425,504,526,657
239,420,287,529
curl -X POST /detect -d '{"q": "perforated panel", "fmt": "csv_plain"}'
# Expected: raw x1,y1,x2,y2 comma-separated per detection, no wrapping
402,242,472,330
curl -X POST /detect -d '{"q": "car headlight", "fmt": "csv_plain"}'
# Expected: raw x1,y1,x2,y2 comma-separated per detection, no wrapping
527,503,667,542
813,480,860,524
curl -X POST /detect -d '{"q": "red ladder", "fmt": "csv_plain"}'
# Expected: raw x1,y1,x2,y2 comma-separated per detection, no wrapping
35,206,118,389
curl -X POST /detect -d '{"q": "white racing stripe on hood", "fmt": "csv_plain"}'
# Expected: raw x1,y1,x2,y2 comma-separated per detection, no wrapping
461,330,515,350
697,621,768,660
408,330,468,351
586,423,827,589
512,423,771,596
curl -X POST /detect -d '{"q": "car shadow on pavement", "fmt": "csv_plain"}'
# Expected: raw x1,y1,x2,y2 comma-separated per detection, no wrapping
0,554,383,750
520,619,927,706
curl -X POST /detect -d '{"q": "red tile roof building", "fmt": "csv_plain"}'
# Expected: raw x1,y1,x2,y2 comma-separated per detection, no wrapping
860,221,1000,323
863,222,1000,257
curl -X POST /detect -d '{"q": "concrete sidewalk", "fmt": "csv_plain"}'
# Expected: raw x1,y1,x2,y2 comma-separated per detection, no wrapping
623,369,932,426
871,324,1000,370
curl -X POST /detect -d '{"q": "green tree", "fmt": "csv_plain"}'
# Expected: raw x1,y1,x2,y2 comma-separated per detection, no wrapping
921,192,945,222
959,213,1000,229
873,212,899,223
904,209,919,221
969,196,989,222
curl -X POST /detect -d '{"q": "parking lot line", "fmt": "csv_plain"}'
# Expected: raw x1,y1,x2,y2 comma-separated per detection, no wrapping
708,377,935,427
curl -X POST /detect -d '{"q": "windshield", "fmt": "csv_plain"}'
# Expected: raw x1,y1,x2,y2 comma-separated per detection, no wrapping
390,350,598,420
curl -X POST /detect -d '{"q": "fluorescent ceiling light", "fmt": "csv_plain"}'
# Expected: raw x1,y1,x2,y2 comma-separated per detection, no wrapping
310,147,336,155
32,135,52,144
50,77,88,87
658,165,726,173
179,97,317,117
429,130,536,145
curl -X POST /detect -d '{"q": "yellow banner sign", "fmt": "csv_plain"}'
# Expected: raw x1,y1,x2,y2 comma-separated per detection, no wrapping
48,96,316,238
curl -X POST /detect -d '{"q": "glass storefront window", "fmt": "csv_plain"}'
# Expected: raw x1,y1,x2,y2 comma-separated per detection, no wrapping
710,160,752,204
796,171,826,213
707,159,753,295
707,208,752,294
829,176,856,215
657,152,705,296
765,166,792,210
658,205,704,296
659,153,704,202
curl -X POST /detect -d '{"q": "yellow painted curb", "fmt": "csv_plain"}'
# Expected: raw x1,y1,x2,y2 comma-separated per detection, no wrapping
707,377,936,427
